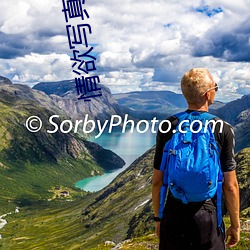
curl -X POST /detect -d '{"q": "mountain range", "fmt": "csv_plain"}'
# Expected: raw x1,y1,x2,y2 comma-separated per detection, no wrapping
212,95,250,152
114,90,225,119
0,76,249,249
33,80,124,123
34,80,250,152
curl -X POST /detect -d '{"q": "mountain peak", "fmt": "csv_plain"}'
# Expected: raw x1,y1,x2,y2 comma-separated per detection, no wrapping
0,76,12,85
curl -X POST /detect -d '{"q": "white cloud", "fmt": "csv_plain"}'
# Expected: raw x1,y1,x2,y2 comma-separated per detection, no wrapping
100,70,154,93
99,51,131,69
0,0,249,101
0,1,31,34
0,53,73,86
0,0,61,34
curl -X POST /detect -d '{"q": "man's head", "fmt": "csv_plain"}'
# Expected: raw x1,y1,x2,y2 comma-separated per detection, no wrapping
181,68,217,106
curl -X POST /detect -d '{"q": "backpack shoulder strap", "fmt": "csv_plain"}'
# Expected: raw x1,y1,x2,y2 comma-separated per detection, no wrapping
201,112,217,120
173,111,189,121
174,111,217,121
201,112,223,230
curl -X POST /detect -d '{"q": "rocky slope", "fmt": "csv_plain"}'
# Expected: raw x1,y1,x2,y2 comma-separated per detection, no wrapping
0,76,12,85
0,77,124,212
213,94,250,126
234,108,250,152
209,94,250,152
33,80,124,123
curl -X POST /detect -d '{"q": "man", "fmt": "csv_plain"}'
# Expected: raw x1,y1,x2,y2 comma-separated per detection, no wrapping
152,68,240,249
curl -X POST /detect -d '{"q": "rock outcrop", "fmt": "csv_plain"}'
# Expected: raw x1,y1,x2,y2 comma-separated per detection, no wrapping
33,80,124,123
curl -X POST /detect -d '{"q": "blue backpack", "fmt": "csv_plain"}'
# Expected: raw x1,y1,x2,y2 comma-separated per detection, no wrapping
158,111,223,228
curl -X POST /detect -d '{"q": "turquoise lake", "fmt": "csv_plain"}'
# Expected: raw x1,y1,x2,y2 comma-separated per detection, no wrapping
75,129,156,192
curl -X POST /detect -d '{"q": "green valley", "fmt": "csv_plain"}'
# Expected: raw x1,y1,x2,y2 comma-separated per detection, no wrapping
0,147,249,249
0,81,124,214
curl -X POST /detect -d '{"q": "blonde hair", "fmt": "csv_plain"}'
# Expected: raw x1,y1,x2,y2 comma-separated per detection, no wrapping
181,68,214,104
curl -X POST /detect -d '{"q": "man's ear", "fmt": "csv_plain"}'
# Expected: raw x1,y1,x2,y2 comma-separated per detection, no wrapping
204,92,209,100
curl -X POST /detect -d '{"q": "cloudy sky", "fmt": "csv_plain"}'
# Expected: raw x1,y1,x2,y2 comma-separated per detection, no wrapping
0,0,249,102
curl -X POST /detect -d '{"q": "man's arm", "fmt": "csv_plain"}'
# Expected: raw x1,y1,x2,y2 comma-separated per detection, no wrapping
152,169,163,238
223,170,240,248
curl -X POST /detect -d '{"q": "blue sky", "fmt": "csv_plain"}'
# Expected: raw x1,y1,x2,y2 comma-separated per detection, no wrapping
0,0,249,102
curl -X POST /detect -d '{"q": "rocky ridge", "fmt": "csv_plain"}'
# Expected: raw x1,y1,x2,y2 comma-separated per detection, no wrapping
33,80,124,123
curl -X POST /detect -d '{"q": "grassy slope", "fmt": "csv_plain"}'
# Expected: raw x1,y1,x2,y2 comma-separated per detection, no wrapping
1,204,249,250
89,219,250,250
0,149,155,249
1,148,249,249
0,199,88,250
0,87,110,214
235,148,250,213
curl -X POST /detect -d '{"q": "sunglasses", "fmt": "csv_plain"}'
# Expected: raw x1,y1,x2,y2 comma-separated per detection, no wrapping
203,83,218,95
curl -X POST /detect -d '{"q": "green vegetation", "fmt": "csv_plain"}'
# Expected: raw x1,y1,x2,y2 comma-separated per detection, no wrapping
0,82,249,249
89,229,250,250
2,209,249,250
224,217,250,250
89,234,159,250
0,148,156,249
0,142,249,249
0,84,123,214
0,156,98,212
0,198,89,250
235,148,250,215
2,146,248,249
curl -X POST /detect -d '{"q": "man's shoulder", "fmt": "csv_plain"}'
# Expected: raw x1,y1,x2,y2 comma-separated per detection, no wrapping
160,115,179,132
211,116,234,134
